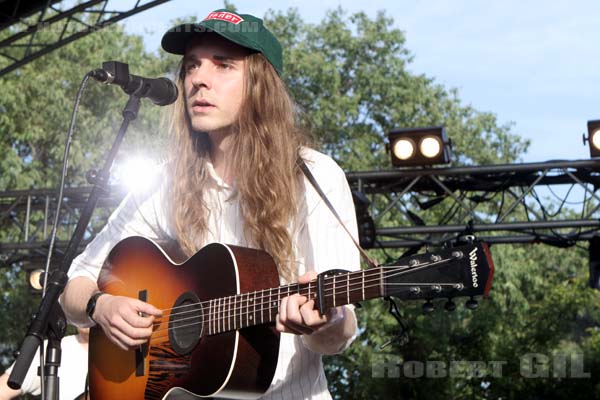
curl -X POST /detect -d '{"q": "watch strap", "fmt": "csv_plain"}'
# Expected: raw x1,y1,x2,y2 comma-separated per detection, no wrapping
86,291,106,324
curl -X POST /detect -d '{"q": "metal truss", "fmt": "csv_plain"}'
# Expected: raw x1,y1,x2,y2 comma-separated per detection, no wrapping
347,159,600,249
0,185,127,267
0,0,172,77
2,159,600,268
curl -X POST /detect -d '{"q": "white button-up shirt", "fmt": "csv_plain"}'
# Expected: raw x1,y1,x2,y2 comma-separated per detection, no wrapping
69,148,360,399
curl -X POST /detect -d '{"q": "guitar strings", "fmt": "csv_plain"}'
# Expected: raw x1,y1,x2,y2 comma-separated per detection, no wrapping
148,260,431,325
148,257,455,328
147,259,464,343
147,264,412,316
147,280,462,344
151,256,453,321
150,278,462,331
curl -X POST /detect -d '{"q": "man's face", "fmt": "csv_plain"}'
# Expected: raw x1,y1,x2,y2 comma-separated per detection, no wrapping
183,34,248,134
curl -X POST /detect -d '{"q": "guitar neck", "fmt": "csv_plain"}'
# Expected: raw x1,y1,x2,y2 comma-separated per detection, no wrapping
205,243,493,335
206,269,382,335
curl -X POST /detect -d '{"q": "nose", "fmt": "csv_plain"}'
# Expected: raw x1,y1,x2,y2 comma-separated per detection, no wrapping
189,63,212,91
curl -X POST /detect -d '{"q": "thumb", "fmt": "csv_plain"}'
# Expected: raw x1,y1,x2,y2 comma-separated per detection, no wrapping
134,300,162,317
298,271,318,284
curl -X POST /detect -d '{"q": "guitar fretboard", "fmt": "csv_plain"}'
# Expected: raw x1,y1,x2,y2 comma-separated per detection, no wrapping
205,268,383,335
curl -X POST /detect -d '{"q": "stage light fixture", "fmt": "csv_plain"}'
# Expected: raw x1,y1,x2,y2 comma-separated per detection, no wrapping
388,126,451,167
584,120,600,158
392,138,416,160
27,269,44,291
420,136,442,158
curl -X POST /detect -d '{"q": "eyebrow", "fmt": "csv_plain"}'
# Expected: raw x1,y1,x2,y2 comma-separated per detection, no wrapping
182,54,241,63
213,55,237,62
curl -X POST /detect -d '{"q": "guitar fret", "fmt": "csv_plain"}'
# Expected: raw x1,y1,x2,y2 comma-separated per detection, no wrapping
362,270,365,301
251,291,256,324
221,297,225,333
278,287,282,322
380,264,384,296
208,299,212,335
229,296,232,331
333,275,336,307
238,294,242,329
255,290,260,324
257,290,262,324
346,273,350,305
214,298,218,334
268,288,272,322
242,293,246,329
231,296,234,330
212,298,216,334
245,292,249,328
220,297,224,334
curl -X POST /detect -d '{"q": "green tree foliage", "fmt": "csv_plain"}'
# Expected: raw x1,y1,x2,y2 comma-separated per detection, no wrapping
0,12,177,371
264,7,600,399
265,8,528,171
1,5,598,399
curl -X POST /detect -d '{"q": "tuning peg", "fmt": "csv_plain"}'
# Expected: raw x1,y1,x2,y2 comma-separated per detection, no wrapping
444,299,456,312
465,297,478,310
422,300,435,314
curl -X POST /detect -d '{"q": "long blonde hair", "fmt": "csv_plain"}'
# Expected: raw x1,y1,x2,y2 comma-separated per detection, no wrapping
167,52,312,282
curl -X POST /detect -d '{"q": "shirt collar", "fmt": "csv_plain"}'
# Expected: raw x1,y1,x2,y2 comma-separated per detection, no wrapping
205,159,233,190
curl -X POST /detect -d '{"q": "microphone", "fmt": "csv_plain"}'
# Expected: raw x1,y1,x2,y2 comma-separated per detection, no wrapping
90,61,178,106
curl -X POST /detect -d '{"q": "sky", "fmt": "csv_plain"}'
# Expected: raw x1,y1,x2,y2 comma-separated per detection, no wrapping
119,0,600,163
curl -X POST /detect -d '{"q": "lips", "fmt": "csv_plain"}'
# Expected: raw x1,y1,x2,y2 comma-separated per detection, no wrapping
191,99,215,113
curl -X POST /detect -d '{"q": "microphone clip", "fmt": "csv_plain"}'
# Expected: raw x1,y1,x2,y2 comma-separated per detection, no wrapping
92,61,129,87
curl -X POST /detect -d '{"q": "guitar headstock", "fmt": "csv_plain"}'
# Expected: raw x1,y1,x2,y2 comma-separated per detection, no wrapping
382,242,494,307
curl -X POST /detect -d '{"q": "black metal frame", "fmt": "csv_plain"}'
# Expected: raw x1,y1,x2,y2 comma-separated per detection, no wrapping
2,158,600,269
0,0,172,77
347,159,600,248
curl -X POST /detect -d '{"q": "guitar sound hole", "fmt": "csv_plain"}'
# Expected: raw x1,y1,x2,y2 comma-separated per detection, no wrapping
168,292,203,355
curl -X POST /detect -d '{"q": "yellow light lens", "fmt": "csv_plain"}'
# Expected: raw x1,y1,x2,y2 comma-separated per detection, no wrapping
591,129,600,151
420,136,442,158
393,139,415,160
28,269,44,291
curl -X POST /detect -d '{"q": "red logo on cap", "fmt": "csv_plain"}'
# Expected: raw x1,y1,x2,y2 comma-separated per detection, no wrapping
203,11,244,25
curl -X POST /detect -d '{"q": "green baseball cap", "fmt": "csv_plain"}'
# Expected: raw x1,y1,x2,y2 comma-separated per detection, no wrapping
161,9,283,75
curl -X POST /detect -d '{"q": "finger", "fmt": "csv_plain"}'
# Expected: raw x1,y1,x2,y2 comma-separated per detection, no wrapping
104,330,129,351
299,300,328,328
118,319,154,341
102,321,145,350
123,311,155,329
285,294,308,326
107,312,153,341
282,295,314,335
277,297,310,335
134,300,163,317
283,319,314,335
297,271,318,284
111,326,148,349
275,313,309,335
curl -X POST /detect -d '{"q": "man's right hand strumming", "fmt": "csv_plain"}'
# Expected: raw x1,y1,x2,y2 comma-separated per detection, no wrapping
91,294,162,351
62,276,162,351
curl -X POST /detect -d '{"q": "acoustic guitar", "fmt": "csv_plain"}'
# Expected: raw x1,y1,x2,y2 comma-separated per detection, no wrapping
89,236,494,399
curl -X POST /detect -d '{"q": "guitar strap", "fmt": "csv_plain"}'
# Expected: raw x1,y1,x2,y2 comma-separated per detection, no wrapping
299,159,378,268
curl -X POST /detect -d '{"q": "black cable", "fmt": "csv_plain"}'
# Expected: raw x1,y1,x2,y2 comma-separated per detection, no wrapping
41,71,93,295
37,71,92,399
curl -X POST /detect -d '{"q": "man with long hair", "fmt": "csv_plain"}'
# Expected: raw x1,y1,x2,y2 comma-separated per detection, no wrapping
62,8,360,399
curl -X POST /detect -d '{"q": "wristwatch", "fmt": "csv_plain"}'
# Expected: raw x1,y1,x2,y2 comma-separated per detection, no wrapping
86,291,106,325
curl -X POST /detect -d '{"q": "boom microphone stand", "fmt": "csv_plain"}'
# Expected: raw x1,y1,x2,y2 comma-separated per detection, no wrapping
8,61,177,399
